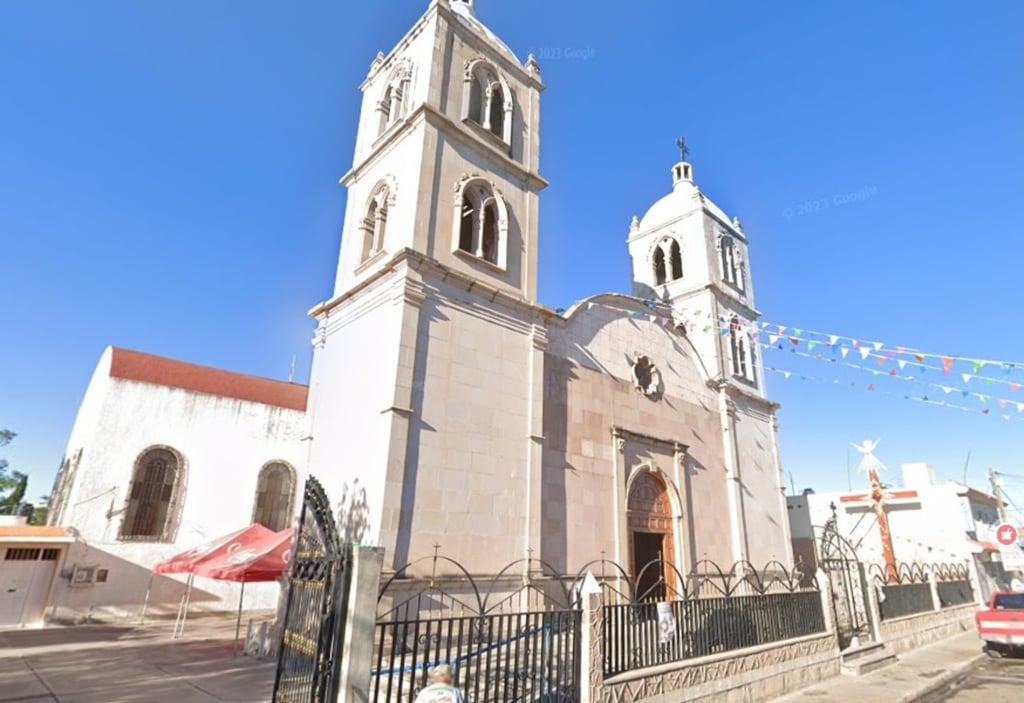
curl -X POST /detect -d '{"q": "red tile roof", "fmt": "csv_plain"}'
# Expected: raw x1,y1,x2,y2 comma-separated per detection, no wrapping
109,348,308,411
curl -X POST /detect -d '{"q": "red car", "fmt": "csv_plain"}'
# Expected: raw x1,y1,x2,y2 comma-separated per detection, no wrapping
975,590,1024,658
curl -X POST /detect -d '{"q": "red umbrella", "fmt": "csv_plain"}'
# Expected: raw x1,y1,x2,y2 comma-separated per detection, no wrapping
192,528,295,655
194,528,293,582
153,524,275,574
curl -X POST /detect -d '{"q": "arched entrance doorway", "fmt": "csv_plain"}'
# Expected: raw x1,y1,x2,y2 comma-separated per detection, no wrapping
627,471,677,601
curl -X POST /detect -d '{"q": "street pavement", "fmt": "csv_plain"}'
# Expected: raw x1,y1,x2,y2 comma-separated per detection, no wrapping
0,614,275,702
769,630,988,703
918,653,1024,702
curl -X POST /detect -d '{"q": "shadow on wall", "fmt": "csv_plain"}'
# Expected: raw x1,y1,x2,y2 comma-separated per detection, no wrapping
48,541,218,624
337,478,372,544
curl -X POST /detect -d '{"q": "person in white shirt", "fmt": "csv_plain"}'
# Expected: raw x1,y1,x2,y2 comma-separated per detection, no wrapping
414,663,465,703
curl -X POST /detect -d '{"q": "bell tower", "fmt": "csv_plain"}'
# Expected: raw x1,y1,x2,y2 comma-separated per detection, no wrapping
306,0,548,559
627,139,764,397
331,0,546,302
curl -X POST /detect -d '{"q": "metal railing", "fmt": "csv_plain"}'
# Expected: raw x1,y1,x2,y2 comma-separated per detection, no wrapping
595,558,825,677
371,609,580,702
604,590,824,676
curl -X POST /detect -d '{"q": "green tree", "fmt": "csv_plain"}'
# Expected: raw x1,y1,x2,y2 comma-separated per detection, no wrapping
29,495,50,526
0,429,29,515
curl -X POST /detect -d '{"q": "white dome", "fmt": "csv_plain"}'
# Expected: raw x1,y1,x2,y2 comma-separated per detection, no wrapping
637,182,701,232
452,1,520,65
637,168,732,233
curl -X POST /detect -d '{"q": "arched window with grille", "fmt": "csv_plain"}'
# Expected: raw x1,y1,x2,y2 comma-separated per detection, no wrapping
120,447,184,541
252,461,296,532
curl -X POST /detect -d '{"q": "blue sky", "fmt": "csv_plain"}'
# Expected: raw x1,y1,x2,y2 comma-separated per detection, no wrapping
2,0,1023,508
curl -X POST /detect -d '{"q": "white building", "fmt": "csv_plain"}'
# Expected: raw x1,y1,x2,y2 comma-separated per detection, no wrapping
47,346,308,619
47,0,795,620
787,462,1011,604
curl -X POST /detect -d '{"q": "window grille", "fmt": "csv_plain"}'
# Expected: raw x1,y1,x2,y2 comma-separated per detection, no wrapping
120,447,180,541
253,462,296,532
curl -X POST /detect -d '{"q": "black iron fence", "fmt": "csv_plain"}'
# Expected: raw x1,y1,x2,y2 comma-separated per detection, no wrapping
372,609,580,702
605,589,824,675
870,562,935,620
372,554,581,702
595,559,825,677
935,563,975,608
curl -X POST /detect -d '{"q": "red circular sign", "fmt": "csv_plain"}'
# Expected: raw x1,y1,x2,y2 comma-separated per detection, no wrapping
996,523,1019,546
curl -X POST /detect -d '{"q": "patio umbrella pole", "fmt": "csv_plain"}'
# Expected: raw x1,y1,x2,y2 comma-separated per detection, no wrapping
233,581,246,657
140,572,154,625
180,573,194,638
174,573,194,639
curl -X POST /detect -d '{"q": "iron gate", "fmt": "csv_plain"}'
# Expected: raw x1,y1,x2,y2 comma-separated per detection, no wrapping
273,477,352,703
819,510,871,649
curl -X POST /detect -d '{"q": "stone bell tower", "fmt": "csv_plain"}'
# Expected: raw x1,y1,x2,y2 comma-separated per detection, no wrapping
627,138,764,397
305,0,549,569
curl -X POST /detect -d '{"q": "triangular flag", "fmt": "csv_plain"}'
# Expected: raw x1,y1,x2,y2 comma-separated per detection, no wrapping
982,409,990,415
769,334,780,345
941,356,953,373
897,360,907,369
860,347,871,360
889,369,897,376
790,337,799,345
721,327,730,336
999,399,1007,408
867,384,875,391
876,355,886,365
661,317,669,327
872,342,883,351
829,335,839,345
980,395,989,404
783,371,791,379
962,391,969,398
972,360,984,373
808,341,818,350
704,325,712,333
1016,402,1024,413
962,373,972,384
1011,383,1021,392
588,302,594,309
852,339,860,347
941,386,953,394
794,329,803,336
841,347,850,359
914,354,925,362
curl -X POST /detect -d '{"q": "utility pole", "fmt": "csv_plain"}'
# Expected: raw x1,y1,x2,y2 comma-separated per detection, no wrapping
989,467,1008,523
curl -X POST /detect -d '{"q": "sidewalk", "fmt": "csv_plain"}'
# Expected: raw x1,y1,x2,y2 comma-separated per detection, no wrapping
769,630,987,703
0,614,275,702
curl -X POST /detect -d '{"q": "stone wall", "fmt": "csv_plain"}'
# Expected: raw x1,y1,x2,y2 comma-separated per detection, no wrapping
878,603,976,656
601,634,838,703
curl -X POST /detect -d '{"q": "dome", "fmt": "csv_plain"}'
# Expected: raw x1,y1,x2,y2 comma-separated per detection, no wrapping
451,1,520,65
636,163,733,233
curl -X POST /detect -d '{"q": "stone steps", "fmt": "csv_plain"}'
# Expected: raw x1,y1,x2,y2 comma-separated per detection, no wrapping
840,640,898,676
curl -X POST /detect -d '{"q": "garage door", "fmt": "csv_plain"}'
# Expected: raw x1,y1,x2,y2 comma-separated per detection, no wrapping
0,547,60,627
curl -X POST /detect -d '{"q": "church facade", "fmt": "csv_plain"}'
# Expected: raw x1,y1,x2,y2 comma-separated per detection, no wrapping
304,0,791,579
47,0,791,618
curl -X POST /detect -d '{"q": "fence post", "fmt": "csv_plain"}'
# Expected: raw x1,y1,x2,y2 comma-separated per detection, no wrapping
815,568,836,636
578,572,604,703
928,566,941,611
863,571,883,643
335,545,385,703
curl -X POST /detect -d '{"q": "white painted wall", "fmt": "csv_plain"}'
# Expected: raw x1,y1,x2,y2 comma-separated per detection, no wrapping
52,348,308,619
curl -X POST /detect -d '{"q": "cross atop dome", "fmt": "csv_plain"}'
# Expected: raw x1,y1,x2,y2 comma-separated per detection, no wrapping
676,136,689,164
672,136,694,186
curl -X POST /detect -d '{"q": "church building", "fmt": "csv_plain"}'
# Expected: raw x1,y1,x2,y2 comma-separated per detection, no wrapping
47,0,791,618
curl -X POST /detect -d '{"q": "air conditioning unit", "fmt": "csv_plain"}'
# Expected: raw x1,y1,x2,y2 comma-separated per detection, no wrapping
69,564,99,589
